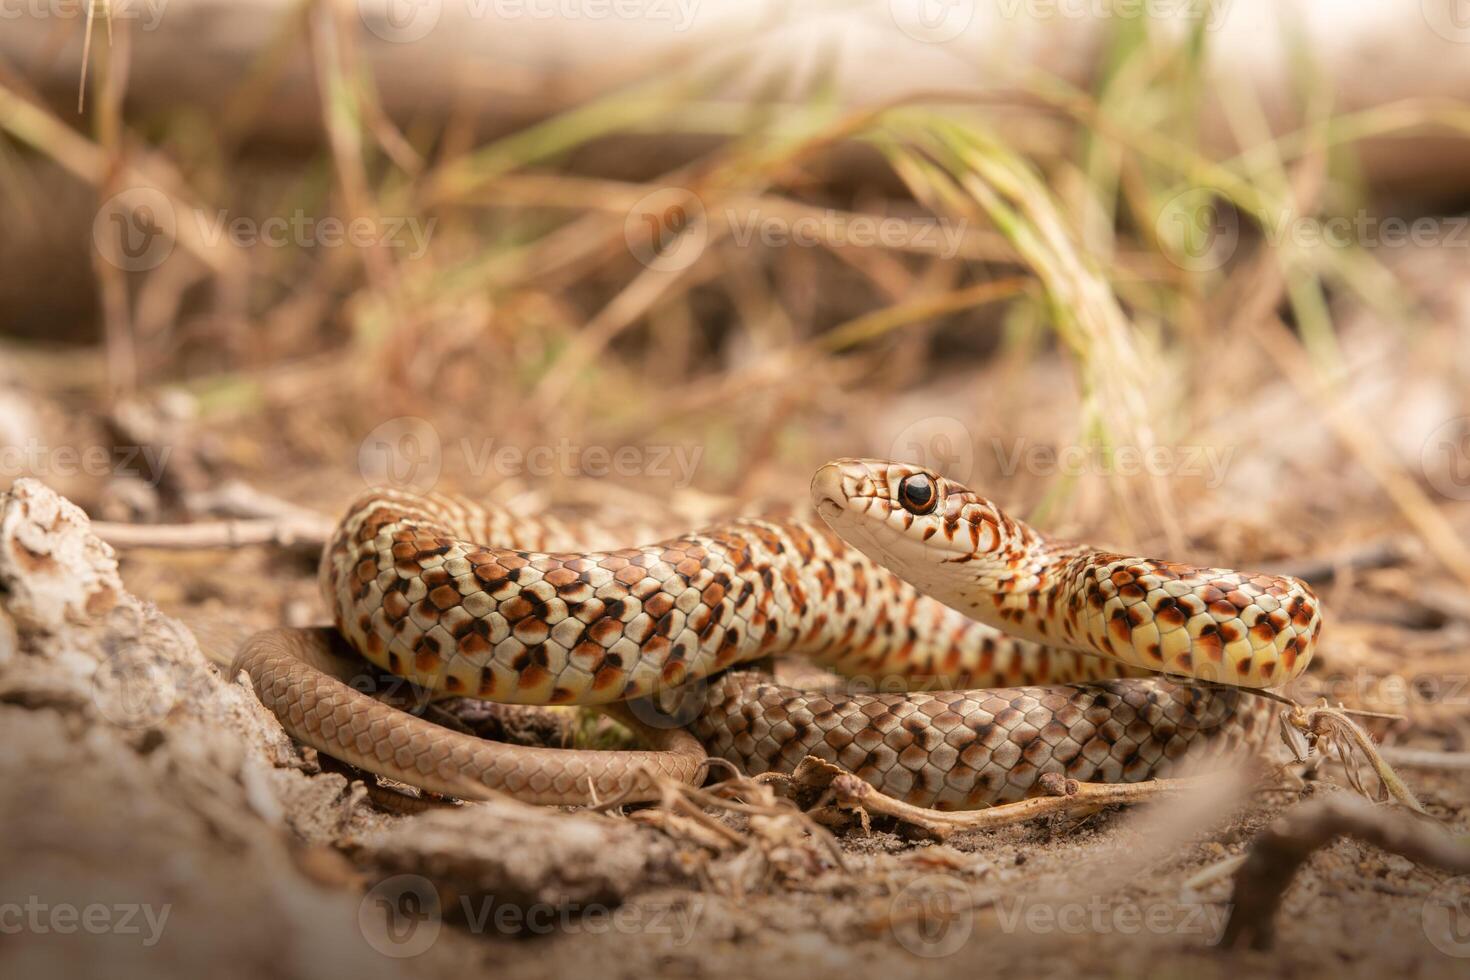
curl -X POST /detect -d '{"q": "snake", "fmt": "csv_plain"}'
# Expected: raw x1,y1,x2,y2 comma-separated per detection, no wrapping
233,458,1322,809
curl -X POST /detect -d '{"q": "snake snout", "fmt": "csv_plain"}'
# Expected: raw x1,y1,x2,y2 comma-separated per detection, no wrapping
811,462,849,524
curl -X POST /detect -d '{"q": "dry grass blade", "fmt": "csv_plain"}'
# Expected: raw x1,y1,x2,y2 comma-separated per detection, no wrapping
883,112,1183,544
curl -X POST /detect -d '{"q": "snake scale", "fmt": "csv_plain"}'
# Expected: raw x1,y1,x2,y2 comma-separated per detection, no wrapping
234,459,1322,809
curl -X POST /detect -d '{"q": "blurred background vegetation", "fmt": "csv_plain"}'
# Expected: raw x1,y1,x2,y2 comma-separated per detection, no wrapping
2,0,1469,619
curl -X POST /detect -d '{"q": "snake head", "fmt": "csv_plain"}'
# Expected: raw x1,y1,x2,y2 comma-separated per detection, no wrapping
811,458,1040,600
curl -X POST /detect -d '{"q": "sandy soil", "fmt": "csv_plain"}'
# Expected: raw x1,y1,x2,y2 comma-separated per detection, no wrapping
2,469,1468,980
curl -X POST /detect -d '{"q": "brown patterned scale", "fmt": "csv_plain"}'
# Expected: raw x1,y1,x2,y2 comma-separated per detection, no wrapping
694,672,1271,808
233,458,1320,808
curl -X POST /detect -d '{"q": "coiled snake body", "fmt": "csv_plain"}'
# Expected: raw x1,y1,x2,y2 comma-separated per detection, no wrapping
235,459,1321,809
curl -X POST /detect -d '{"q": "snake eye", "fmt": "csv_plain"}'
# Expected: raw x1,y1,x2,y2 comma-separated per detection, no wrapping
898,474,937,514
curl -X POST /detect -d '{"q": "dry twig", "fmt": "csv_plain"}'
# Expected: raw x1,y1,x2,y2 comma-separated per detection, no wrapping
91,516,330,551
763,756,1211,841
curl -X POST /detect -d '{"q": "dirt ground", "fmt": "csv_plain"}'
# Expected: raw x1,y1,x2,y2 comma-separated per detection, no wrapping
3,335,1468,978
